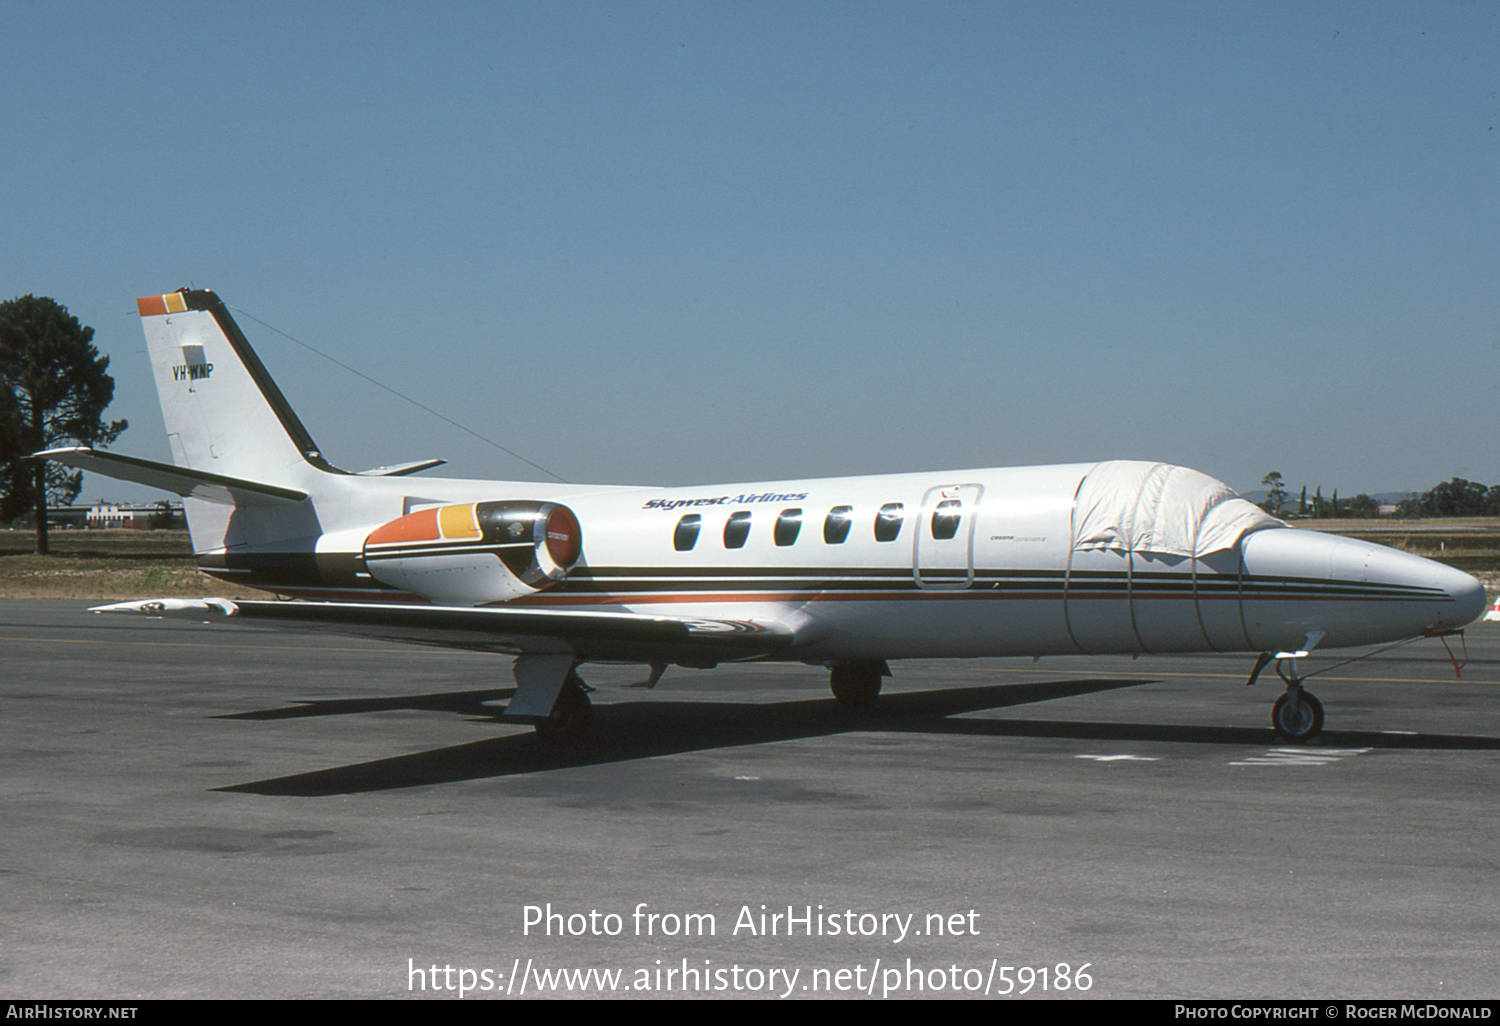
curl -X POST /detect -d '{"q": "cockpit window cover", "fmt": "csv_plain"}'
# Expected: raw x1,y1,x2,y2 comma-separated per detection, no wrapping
1071,461,1284,558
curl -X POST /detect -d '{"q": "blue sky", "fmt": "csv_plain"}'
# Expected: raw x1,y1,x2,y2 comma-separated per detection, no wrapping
5,0,1497,501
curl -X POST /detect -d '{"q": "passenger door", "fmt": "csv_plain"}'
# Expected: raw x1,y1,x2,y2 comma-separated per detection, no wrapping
914,483,983,588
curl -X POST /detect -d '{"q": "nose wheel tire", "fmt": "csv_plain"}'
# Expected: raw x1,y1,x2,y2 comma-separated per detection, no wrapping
1271,689,1323,743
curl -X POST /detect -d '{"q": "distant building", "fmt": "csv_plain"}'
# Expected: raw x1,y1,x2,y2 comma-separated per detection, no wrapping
4,502,183,531
84,501,183,530
86,503,153,529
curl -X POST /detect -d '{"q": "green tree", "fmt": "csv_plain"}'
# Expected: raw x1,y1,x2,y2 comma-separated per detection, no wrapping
147,500,180,530
1260,471,1288,516
1418,478,1490,517
0,296,126,554
0,375,20,474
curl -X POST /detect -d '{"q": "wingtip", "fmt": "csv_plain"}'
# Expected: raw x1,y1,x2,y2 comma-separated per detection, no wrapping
89,598,239,617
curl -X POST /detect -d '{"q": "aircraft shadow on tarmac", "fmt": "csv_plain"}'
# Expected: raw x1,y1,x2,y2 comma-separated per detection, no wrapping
213,676,1500,797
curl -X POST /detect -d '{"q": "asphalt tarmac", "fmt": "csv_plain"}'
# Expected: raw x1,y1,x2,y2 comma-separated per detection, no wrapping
2,599,1498,1000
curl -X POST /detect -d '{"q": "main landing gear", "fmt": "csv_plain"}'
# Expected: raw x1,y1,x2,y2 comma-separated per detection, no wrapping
828,659,890,709
534,669,593,744
1246,634,1326,743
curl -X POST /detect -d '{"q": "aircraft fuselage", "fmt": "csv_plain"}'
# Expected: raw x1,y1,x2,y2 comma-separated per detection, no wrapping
184,460,1483,663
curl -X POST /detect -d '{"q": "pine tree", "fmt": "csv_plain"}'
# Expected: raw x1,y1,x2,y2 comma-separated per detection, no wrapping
0,296,127,554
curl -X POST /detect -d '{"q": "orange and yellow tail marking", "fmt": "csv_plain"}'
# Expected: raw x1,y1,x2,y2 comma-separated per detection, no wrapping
137,293,189,317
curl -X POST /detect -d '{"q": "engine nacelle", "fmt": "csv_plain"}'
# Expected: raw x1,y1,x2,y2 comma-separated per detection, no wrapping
362,501,582,604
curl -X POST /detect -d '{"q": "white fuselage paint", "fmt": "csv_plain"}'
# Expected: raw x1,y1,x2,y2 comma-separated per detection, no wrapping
190,460,1484,663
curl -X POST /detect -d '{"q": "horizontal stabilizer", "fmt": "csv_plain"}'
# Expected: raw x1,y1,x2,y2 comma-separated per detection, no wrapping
35,448,307,506
91,598,798,659
354,459,448,477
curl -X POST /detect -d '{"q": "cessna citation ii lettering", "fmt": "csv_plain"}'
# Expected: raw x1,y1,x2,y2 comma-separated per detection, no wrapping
39,289,1487,743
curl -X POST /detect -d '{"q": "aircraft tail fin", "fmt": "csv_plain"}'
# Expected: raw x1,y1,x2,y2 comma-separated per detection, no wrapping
137,289,343,489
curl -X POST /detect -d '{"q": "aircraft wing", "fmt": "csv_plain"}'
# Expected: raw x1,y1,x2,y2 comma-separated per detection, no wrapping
91,598,800,662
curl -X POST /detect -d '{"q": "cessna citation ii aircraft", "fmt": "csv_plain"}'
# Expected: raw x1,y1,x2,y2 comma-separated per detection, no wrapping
39,289,1488,744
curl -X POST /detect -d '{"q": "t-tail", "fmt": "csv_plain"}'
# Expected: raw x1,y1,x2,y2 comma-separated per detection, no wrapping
138,289,339,488
36,289,420,555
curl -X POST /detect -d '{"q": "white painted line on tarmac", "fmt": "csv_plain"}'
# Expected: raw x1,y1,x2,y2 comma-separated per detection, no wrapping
1075,754,1161,762
1229,747,1370,767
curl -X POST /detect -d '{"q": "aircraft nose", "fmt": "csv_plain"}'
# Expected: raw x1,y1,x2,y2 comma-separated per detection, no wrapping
1433,559,1488,628
1239,528,1489,649
1351,537,1487,631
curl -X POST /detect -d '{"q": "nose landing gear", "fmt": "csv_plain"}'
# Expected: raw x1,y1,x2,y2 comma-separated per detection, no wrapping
1270,680,1324,743
1247,632,1326,743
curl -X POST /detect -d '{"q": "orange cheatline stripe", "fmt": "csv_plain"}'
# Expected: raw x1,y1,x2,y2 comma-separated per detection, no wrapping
137,295,168,316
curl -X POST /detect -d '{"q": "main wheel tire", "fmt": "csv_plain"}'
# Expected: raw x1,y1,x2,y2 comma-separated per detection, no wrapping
1271,690,1324,743
535,680,592,744
829,660,883,708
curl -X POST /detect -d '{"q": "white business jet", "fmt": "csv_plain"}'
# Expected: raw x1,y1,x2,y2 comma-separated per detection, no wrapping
39,289,1487,743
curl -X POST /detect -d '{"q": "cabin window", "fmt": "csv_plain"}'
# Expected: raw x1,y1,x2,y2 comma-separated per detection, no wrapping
875,502,904,542
824,506,853,544
674,513,702,551
931,499,962,541
724,510,752,549
774,508,803,547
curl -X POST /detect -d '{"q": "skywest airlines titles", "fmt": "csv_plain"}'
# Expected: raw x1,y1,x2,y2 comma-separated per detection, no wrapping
642,492,810,511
